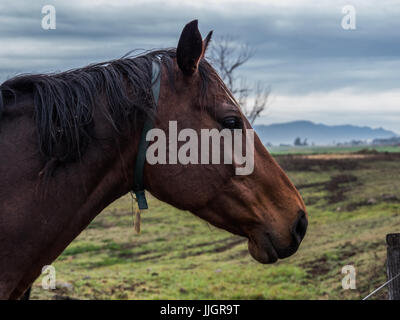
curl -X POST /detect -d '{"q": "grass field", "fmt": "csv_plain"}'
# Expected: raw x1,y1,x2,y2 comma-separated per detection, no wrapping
268,145,400,155
31,149,400,300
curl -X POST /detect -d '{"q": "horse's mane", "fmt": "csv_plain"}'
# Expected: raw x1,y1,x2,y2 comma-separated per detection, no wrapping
0,48,219,167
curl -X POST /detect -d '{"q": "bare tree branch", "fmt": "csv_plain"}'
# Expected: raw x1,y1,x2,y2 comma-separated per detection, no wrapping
208,35,269,124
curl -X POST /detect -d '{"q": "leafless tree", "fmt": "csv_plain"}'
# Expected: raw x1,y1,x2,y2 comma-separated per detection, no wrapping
208,35,270,124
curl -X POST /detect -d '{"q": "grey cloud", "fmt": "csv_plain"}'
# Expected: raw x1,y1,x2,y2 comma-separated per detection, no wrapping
0,0,399,95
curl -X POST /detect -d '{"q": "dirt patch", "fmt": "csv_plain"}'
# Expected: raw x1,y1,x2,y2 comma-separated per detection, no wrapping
135,254,164,262
296,181,326,189
326,174,358,203
326,174,358,191
228,249,249,260
346,194,400,211
276,152,400,173
338,242,358,261
116,249,152,259
211,238,246,253
184,237,237,249
301,196,320,206
52,295,78,300
302,243,359,277
297,174,359,204
300,154,374,160
338,241,382,261
277,155,360,172
180,264,199,270
179,238,246,258
301,256,331,276
355,148,381,155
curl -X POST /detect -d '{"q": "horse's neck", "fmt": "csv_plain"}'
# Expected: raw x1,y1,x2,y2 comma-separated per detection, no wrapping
0,99,140,291
0,89,147,298
47,122,140,222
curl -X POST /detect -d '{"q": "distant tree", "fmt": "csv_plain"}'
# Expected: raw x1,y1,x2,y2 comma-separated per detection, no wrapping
373,136,400,146
294,137,308,146
208,35,270,125
350,140,365,146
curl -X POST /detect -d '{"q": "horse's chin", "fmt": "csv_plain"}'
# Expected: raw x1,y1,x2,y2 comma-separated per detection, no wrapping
247,237,278,264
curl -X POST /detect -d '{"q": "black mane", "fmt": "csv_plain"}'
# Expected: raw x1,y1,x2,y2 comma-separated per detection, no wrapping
0,50,175,163
0,49,217,166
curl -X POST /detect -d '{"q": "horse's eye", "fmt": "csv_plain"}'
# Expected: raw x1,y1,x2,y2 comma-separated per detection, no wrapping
221,116,243,129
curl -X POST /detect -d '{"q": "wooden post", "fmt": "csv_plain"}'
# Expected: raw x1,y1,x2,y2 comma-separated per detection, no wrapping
387,233,400,300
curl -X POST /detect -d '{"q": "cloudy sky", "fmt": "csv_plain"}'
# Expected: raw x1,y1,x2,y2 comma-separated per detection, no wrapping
0,0,399,132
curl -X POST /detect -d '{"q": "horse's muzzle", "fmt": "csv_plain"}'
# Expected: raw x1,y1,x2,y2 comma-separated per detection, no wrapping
247,210,308,264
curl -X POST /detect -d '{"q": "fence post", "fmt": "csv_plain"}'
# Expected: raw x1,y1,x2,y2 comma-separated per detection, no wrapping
387,233,400,300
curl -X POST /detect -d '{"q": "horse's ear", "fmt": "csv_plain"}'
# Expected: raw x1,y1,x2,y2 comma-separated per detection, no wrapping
177,20,212,76
202,30,213,55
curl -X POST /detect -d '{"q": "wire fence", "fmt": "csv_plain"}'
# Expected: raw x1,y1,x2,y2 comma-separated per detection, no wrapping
362,272,400,300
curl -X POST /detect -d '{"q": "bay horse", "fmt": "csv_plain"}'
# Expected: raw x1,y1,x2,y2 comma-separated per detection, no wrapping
0,20,307,300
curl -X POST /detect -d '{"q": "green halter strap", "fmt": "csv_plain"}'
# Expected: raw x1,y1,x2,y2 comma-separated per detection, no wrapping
132,59,161,210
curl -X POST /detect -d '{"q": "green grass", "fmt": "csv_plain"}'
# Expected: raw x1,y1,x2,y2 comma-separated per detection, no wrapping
31,151,400,300
268,145,400,155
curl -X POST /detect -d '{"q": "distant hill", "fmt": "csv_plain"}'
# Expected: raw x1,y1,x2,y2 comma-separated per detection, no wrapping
253,120,398,145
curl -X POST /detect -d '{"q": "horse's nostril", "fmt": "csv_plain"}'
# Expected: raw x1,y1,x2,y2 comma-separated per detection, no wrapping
271,210,308,260
292,210,308,243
